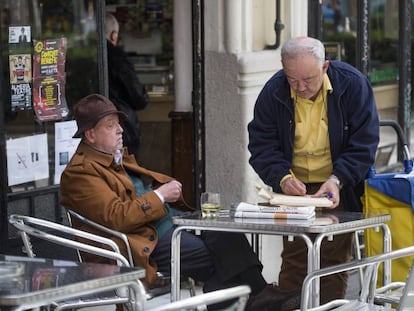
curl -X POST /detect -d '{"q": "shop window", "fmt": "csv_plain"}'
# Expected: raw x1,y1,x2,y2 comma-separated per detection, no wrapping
0,0,99,193
106,0,174,96
321,0,402,86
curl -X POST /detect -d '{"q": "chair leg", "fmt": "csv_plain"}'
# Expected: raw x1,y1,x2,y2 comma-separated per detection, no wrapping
187,277,196,297
353,230,365,287
147,274,198,300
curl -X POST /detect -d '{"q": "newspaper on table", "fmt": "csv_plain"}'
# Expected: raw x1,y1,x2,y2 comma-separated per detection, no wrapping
232,202,315,219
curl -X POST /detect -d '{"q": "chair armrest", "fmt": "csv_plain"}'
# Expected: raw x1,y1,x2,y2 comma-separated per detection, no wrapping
146,285,251,311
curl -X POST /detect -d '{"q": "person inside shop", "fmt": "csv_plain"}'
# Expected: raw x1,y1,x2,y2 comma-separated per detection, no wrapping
18,27,28,43
106,12,148,162
248,36,379,306
60,93,301,311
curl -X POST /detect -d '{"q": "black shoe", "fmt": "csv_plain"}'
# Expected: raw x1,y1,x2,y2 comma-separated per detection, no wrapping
246,284,301,311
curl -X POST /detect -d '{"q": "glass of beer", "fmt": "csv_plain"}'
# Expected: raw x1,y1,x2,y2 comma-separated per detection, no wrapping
200,192,221,218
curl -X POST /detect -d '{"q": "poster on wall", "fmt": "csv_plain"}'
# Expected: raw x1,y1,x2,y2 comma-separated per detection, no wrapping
8,26,31,45
10,82,32,111
6,133,49,186
32,38,69,122
9,54,32,83
54,120,81,184
8,26,33,111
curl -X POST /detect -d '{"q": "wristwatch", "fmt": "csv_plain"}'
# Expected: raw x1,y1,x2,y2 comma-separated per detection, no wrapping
328,175,343,190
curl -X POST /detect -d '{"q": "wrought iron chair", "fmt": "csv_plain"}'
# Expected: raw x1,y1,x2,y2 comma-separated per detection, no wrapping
300,245,414,311
8,214,147,311
65,208,197,300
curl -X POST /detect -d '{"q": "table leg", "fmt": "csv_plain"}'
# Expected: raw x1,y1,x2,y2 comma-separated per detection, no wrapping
171,227,183,302
287,234,313,308
313,234,325,307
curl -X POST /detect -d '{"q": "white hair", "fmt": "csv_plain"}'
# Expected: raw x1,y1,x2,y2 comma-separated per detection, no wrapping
105,13,119,41
281,37,325,68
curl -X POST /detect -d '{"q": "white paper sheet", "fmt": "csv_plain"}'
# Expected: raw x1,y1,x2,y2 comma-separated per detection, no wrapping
7,133,49,186
54,120,80,184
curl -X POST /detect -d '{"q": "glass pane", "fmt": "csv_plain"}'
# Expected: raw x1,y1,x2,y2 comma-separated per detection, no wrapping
0,0,99,192
321,0,399,86
321,0,357,65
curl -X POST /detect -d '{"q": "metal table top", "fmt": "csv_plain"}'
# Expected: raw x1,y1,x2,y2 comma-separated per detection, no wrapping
172,210,391,234
0,254,145,310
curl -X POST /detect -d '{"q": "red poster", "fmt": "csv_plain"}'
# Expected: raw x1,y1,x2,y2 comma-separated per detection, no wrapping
32,38,69,122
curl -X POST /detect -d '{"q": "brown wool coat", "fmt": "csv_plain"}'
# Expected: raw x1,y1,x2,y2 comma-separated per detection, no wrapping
60,142,193,286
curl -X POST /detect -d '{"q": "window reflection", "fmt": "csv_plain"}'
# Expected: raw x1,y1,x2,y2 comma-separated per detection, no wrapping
0,0,99,191
321,0,401,86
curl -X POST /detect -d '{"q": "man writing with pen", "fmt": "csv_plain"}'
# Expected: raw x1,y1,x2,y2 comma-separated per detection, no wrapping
288,169,334,199
247,36,379,308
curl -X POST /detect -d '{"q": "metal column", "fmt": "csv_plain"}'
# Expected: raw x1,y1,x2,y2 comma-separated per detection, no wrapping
398,0,412,156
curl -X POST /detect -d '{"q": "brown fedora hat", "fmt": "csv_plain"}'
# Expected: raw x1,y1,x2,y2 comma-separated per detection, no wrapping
72,94,127,138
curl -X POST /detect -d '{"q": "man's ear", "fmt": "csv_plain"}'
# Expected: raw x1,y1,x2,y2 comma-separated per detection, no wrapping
84,128,95,143
322,60,330,73
109,31,118,45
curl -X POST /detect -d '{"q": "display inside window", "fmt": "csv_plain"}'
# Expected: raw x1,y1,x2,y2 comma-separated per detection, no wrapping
106,0,174,96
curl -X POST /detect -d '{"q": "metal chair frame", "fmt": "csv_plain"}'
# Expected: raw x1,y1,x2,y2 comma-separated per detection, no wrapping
65,208,197,300
300,245,414,311
146,285,250,311
9,213,250,311
8,214,147,311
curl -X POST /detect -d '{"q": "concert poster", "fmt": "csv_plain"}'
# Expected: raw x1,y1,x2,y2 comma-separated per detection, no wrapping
32,38,69,122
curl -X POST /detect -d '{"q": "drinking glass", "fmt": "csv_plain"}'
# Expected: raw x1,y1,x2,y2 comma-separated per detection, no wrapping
200,192,221,218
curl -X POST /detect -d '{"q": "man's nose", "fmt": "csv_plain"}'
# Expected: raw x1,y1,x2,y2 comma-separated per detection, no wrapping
117,123,123,133
296,81,307,92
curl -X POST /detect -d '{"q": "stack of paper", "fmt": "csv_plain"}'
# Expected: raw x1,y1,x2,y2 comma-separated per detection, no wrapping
269,193,333,207
232,202,316,219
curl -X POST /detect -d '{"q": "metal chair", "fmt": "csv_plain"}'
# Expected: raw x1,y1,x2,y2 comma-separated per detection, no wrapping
8,214,147,311
65,208,197,300
299,245,414,311
146,284,251,311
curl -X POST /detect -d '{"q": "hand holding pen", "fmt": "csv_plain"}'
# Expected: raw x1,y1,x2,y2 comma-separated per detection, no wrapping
280,169,307,196
312,179,340,209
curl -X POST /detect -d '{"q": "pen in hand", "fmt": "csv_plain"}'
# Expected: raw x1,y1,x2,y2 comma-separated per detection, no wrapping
288,169,306,195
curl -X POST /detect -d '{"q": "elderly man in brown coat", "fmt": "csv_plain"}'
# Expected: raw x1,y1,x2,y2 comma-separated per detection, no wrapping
60,94,300,311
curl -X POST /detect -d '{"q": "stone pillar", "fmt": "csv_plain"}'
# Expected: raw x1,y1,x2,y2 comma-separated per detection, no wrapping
171,0,195,205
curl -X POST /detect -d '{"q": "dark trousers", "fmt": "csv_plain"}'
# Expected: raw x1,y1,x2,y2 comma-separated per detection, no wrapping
278,183,354,304
151,227,264,293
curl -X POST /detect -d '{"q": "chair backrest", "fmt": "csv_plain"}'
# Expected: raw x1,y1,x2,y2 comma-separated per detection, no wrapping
9,214,130,267
65,208,135,266
65,208,197,301
146,285,251,311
